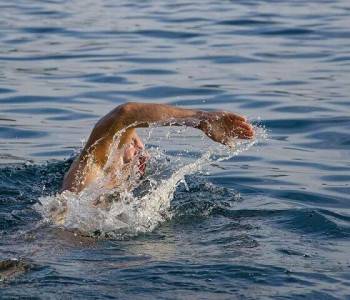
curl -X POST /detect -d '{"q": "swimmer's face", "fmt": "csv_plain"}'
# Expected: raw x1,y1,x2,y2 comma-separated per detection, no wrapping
123,134,149,176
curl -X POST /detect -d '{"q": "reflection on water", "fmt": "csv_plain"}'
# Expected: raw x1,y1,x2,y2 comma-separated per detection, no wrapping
1,0,350,298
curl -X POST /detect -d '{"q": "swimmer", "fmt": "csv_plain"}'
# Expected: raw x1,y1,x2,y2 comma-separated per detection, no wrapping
62,102,254,194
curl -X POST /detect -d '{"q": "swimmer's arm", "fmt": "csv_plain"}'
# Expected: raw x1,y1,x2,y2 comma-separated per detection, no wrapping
62,102,254,192
88,102,254,149
117,102,253,141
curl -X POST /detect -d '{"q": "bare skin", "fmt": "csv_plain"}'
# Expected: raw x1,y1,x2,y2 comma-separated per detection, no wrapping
62,102,254,193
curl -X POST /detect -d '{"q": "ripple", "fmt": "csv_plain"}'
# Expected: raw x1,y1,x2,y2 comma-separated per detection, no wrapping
135,29,203,39
268,80,307,86
25,10,71,18
190,55,261,64
276,248,306,257
0,126,48,139
239,100,277,109
124,68,177,75
118,57,176,64
0,88,15,94
4,107,73,114
272,105,332,113
158,17,209,24
275,208,350,238
255,51,331,59
0,53,122,61
269,160,350,172
327,55,350,62
121,86,223,99
263,117,350,133
31,150,74,157
21,26,71,34
169,94,245,106
47,112,97,121
321,175,350,182
0,95,70,104
217,19,278,26
301,131,350,149
83,74,129,84
274,189,342,206
262,28,316,36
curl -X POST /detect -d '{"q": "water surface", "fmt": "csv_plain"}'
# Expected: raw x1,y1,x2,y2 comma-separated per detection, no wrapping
1,0,350,298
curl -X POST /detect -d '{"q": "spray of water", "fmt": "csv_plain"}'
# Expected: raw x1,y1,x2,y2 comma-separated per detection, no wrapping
35,124,266,238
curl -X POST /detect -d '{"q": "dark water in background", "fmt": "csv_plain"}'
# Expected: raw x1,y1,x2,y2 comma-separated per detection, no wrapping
1,0,350,298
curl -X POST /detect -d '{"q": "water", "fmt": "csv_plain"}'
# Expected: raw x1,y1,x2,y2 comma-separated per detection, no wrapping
1,0,350,298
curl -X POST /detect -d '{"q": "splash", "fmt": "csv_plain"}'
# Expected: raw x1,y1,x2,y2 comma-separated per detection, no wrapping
35,125,266,238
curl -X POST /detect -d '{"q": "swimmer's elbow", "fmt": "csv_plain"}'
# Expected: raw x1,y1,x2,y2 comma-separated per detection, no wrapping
93,102,137,131
112,102,144,127
117,102,138,116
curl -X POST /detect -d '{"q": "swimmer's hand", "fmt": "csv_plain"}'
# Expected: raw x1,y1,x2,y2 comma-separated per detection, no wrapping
198,111,254,145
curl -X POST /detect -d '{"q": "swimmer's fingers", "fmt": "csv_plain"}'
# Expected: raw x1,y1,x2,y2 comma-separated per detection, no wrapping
233,127,254,139
227,112,247,123
200,111,254,144
220,113,254,139
229,120,255,139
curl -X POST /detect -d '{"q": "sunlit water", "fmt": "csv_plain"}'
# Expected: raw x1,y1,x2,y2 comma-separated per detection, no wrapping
1,0,350,298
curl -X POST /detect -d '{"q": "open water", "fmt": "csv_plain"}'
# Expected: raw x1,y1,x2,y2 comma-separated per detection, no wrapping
0,0,350,299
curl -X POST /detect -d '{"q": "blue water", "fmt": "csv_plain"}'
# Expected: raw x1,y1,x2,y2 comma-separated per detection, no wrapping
1,0,350,298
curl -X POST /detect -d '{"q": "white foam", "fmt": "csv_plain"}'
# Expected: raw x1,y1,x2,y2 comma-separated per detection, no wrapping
35,125,266,238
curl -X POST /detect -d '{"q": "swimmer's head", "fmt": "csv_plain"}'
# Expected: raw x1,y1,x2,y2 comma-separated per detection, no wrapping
123,134,149,176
